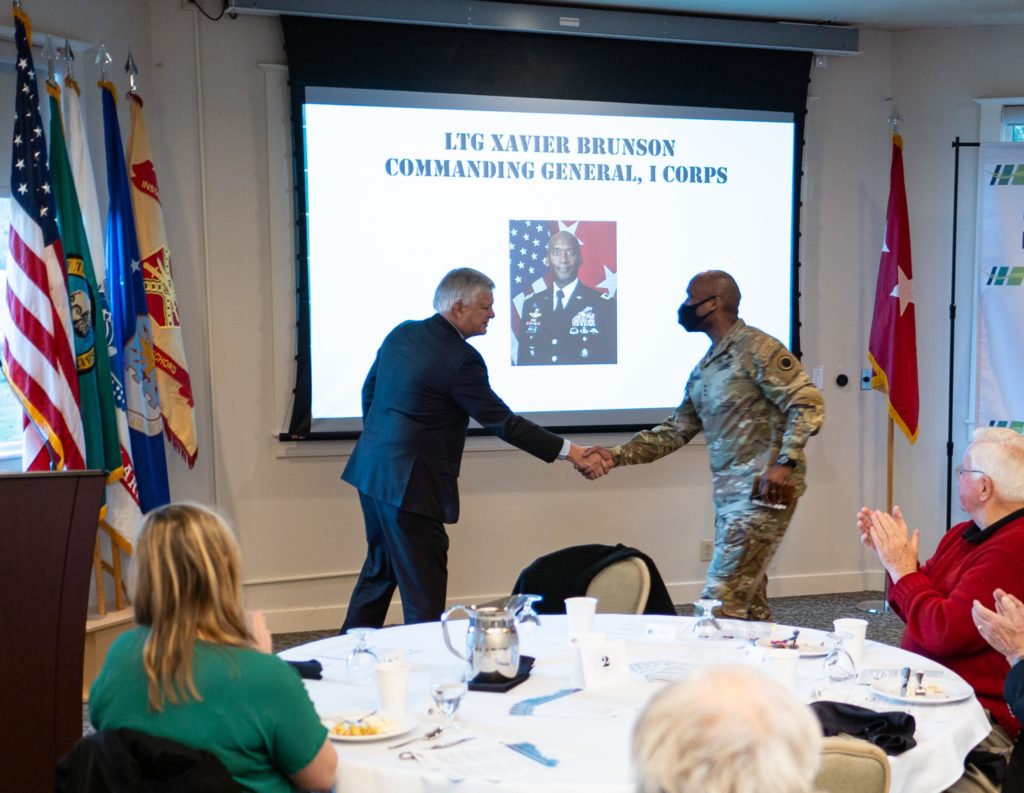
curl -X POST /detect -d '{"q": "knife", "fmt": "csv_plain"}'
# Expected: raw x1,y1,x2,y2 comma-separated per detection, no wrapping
899,666,911,697
428,736,476,751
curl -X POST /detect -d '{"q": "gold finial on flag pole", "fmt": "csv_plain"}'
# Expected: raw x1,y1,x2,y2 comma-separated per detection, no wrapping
125,50,138,95
95,44,112,83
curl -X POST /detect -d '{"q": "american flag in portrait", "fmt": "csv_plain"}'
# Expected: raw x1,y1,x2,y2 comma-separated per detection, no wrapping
508,219,618,362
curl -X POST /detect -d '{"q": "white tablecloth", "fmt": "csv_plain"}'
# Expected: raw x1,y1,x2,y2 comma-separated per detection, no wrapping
280,614,990,793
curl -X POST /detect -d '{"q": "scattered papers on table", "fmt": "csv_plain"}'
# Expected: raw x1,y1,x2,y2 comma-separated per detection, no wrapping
407,738,552,782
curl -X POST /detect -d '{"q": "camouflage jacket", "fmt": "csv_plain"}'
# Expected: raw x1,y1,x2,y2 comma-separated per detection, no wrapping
611,320,825,508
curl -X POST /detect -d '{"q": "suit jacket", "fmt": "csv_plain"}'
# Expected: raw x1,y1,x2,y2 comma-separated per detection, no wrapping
517,283,616,365
343,314,563,523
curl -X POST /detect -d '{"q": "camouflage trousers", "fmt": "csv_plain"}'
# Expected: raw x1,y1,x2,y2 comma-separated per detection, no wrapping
702,500,797,621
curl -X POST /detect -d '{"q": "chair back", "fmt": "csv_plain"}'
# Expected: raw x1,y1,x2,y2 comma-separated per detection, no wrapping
586,556,651,614
54,728,240,792
814,735,891,793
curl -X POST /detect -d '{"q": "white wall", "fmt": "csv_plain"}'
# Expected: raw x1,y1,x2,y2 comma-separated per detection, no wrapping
25,2,1024,630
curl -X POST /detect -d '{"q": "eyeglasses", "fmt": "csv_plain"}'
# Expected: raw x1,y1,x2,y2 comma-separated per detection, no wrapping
955,464,985,478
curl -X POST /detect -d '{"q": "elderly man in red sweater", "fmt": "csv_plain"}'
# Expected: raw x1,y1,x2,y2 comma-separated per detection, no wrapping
858,427,1024,791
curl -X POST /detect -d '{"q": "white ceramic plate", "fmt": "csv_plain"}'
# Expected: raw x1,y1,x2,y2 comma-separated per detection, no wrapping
323,712,418,742
870,675,972,705
754,637,829,658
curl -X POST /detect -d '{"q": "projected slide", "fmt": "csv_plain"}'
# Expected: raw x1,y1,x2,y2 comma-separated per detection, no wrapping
302,88,794,433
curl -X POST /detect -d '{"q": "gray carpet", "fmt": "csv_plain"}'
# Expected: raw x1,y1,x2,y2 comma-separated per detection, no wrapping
83,591,904,735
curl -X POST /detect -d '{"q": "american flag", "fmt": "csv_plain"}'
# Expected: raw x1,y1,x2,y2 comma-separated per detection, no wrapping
0,8,85,471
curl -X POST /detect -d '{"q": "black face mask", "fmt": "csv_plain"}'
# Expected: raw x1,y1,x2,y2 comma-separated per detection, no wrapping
678,295,716,332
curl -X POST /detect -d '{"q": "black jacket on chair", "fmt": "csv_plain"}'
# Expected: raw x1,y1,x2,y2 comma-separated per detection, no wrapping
512,543,676,615
54,728,240,793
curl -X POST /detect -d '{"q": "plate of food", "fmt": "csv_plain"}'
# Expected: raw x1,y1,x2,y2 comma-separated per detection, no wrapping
870,674,972,705
754,637,829,658
323,711,418,742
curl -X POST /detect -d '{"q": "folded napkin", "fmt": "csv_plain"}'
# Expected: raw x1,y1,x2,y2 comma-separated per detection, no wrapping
286,659,323,680
810,701,917,755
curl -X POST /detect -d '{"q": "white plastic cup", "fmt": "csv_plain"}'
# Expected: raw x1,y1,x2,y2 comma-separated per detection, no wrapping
833,618,868,668
763,648,800,691
565,596,598,642
374,660,410,714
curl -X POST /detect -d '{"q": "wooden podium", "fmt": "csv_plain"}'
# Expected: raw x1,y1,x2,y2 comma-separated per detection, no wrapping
0,470,106,790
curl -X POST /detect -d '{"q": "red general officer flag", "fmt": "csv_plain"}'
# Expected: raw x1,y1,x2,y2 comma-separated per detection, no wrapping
868,133,919,443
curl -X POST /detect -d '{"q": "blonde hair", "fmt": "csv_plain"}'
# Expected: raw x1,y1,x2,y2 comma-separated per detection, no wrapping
132,503,252,711
633,666,822,793
967,427,1024,503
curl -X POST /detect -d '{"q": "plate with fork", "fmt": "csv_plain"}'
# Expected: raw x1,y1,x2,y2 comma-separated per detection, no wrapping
870,673,972,705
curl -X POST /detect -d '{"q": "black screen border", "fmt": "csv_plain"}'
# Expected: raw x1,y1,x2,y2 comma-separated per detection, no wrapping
280,15,810,440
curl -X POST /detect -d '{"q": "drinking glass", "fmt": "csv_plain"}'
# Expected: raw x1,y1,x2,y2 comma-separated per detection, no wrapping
692,598,724,640
430,666,469,731
823,632,857,682
345,627,379,683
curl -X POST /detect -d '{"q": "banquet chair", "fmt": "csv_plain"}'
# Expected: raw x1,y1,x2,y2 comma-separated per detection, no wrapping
586,556,651,614
511,543,676,615
54,727,241,792
814,736,891,793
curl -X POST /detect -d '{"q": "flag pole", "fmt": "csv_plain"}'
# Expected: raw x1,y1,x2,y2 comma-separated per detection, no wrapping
858,417,893,614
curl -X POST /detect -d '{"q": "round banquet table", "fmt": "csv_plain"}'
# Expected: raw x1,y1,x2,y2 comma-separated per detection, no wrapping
279,614,991,793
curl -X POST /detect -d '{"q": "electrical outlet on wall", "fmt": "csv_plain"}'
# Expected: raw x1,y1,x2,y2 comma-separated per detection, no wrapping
700,540,714,562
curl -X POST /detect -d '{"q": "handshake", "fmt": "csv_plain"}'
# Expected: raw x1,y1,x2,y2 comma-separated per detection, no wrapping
567,444,615,480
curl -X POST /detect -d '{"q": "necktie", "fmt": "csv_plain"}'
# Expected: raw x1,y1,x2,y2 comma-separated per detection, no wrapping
555,289,565,312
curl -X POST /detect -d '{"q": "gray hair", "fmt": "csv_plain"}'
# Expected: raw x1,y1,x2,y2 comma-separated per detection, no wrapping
433,267,496,313
633,666,822,793
966,427,1024,503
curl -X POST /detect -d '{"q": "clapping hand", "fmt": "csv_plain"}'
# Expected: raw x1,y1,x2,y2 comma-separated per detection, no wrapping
858,505,919,583
973,589,1024,666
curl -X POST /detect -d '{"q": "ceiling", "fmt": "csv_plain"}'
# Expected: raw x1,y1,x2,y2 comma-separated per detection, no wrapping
522,0,1024,31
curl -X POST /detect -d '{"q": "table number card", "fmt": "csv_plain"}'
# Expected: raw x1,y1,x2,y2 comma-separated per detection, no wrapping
572,638,630,689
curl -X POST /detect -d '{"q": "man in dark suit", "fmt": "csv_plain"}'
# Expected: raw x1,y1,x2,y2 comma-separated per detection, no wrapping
517,230,616,365
340,268,592,630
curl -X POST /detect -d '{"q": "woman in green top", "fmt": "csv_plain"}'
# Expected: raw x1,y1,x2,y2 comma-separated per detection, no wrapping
90,503,337,792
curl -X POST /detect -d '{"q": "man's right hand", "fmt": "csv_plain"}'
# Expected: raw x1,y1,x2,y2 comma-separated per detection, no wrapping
577,446,614,480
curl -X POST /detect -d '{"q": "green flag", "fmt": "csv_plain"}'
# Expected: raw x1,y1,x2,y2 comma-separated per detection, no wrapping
47,81,122,479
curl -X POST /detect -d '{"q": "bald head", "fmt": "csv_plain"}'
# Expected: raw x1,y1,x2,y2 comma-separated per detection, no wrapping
689,270,740,316
546,231,582,287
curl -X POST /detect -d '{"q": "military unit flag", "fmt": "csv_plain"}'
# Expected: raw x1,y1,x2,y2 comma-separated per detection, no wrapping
100,80,170,512
1,8,86,471
868,134,920,443
127,92,197,467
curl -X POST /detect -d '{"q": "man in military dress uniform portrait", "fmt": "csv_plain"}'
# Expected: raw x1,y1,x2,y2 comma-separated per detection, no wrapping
582,270,825,621
516,230,616,366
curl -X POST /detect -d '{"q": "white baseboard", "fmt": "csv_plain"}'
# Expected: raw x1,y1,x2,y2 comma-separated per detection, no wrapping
261,570,888,634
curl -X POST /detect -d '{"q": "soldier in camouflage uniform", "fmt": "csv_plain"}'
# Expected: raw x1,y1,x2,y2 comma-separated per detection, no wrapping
592,271,824,620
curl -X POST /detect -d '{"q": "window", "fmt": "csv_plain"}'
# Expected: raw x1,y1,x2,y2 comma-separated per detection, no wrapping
0,195,20,458
1001,105,1024,142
